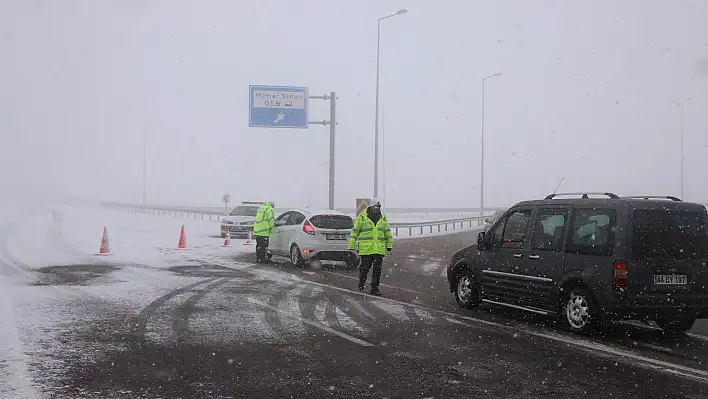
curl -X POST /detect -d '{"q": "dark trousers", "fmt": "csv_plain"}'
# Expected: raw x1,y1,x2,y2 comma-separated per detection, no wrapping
255,236,269,263
359,254,384,290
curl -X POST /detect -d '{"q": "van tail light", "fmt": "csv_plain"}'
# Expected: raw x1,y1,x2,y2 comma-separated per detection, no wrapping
612,261,628,289
303,220,315,235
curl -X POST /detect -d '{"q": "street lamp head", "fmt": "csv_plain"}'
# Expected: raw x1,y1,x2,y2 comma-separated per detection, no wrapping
483,72,503,81
397,9,408,15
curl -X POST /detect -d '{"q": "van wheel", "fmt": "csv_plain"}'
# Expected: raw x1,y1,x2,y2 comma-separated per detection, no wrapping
561,287,598,334
657,317,696,335
454,269,479,309
290,244,304,268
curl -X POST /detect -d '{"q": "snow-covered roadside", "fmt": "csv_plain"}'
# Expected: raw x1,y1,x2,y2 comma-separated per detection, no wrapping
0,277,40,399
2,203,247,270
0,201,255,397
0,201,46,398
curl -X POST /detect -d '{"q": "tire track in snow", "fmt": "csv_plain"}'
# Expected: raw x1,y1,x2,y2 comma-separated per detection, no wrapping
323,293,374,337
131,277,219,344
173,277,233,345
297,286,326,327
324,299,344,332
263,283,300,342
355,298,405,329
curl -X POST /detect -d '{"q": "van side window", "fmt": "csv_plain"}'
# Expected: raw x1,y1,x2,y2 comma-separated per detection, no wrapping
501,210,532,249
530,209,568,252
487,219,505,247
565,209,617,256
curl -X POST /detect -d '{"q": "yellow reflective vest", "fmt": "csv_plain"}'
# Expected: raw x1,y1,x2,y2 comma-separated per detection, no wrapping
347,210,393,255
253,203,275,237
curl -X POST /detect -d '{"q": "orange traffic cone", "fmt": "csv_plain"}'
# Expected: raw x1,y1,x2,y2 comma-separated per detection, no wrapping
244,230,253,245
177,224,187,249
222,231,231,247
97,226,111,255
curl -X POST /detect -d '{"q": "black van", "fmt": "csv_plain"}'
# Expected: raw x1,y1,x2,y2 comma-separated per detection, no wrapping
447,192,708,334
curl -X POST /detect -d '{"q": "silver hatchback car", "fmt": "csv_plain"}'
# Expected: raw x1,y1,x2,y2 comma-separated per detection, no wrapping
268,209,359,268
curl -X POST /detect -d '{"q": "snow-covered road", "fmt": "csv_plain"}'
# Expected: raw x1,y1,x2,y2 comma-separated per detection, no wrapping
4,201,708,397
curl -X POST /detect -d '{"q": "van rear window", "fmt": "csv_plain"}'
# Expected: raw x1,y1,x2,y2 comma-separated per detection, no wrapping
309,215,354,230
632,210,708,259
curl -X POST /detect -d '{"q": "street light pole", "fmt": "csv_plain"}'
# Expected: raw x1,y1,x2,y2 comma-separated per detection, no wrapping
142,136,147,205
672,97,691,199
480,72,502,216
680,103,684,199
373,9,407,199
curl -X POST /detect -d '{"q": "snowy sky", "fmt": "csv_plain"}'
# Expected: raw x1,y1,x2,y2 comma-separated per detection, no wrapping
1,0,707,209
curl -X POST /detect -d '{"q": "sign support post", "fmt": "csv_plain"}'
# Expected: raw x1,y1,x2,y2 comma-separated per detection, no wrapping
308,92,337,210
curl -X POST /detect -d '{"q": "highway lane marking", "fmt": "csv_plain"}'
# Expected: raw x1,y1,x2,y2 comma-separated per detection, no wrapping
527,330,708,382
688,333,708,343
248,297,374,347
445,316,470,327
320,270,423,295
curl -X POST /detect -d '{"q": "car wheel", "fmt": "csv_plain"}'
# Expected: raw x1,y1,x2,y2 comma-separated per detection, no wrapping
220,232,227,238
290,244,304,267
656,317,696,335
561,287,599,334
454,268,479,309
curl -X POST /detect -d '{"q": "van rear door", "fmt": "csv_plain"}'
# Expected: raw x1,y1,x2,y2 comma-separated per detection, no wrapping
628,203,708,296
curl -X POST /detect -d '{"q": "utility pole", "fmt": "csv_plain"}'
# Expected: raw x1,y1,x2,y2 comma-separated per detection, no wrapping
309,92,337,209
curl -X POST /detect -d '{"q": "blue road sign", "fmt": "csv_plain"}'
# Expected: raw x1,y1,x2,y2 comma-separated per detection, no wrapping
249,85,309,129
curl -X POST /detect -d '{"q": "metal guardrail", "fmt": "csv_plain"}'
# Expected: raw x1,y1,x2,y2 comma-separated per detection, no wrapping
96,201,507,215
389,216,488,237
99,202,489,237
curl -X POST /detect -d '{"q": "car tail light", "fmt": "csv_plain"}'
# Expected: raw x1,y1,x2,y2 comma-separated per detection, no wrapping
612,261,628,289
303,220,315,235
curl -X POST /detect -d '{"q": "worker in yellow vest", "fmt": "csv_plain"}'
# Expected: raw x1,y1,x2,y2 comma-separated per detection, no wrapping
253,201,275,263
347,199,393,296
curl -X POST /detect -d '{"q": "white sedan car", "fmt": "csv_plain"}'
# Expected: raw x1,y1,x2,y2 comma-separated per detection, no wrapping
269,209,358,268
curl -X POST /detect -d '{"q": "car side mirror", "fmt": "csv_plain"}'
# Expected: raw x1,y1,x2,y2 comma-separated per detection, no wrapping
484,218,490,224
477,231,486,249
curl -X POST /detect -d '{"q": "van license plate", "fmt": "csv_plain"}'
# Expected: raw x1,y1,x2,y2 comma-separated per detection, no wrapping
653,275,687,285
326,234,347,240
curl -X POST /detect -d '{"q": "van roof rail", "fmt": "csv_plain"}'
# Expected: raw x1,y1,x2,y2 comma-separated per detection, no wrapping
623,196,682,202
544,192,620,200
